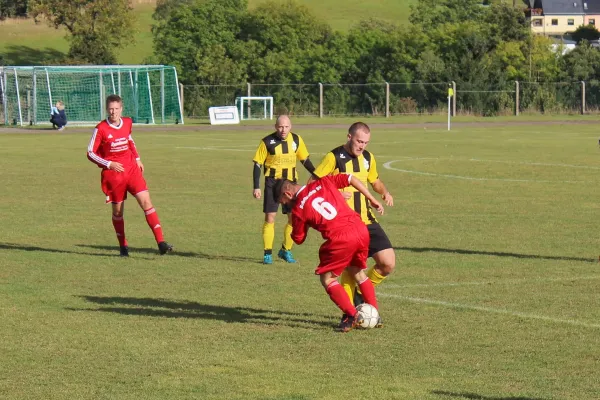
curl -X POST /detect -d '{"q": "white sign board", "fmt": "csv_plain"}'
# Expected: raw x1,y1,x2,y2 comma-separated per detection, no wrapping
209,106,240,125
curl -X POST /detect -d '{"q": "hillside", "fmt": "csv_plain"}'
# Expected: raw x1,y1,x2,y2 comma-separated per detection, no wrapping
0,0,416,66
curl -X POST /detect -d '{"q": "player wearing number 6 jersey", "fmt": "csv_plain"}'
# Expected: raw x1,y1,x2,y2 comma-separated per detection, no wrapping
274,174,384,332
87,94,173,257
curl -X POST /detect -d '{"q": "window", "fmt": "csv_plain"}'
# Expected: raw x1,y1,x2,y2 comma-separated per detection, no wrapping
532,18,543,26
590,18,596,25
552,19,559,25
568,19,575,25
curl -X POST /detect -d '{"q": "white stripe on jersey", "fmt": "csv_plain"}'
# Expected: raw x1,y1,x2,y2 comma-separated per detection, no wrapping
87,128,110,167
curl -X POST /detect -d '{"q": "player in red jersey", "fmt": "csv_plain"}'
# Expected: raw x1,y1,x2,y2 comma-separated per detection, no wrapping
274,174,384,332
87,94,173,256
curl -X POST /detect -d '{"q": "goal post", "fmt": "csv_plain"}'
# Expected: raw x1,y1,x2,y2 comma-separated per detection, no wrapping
235,96,273,120
1,65,184,126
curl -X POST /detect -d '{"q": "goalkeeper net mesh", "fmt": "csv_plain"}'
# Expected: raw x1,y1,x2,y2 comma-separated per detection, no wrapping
1,65,183,126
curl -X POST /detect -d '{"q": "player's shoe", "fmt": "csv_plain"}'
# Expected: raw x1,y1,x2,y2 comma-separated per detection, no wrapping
158,241,173,255
338,313,359,333
375,315,383,328
277,249,297,263
353,288,364,307
119,246,129,257
263,254,273,264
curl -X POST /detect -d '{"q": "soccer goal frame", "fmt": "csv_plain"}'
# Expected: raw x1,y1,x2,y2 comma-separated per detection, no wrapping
1,65,184,126
235,96,273,121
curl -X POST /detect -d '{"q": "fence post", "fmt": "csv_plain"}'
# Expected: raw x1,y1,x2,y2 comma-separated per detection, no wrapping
515,81,519,116
319,82,323,118
451,81,456,117
179,83,184,115
27,89,31,124
581,81,586,115
385,82,390,118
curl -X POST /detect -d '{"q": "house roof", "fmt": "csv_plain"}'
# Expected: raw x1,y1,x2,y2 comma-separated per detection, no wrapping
583,0,600,14
539,0,584,14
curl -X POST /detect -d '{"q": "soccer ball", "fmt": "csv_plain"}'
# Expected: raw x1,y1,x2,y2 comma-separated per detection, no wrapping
356,303,379,329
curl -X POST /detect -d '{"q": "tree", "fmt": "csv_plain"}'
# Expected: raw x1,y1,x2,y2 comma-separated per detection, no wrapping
571,25,600,44
29,0,135,64
0,0,28,20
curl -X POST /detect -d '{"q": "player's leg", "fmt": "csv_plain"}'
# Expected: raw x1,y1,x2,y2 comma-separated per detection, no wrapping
349,226,378,309
354,223,395,305
134,190,172,255
277,211,296,263
102,170,128,256
262,212,276,264
111,201,129,257
320,271,358,332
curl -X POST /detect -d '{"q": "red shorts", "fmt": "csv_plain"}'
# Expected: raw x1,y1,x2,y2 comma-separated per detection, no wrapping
315,223,370,277
100,164,148,204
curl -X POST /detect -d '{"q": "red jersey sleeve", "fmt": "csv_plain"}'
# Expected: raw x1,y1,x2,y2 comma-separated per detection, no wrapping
87,127,110,168
327,174,352,190
291,212,308,245
128,134,140,160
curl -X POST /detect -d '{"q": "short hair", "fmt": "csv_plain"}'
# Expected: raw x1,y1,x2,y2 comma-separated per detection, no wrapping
106,94,123,108
273,179,295,203
348,122,370,136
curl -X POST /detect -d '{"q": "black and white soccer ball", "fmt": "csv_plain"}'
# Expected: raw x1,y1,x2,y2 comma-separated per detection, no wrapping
356,303,379,329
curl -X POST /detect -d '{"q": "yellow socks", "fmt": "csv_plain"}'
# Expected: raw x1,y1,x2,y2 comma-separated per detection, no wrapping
262,222,275,252
282,223,294,251
367,266,387,287
340,270,357,304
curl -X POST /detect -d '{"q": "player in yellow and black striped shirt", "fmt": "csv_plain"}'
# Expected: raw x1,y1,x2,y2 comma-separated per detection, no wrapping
313,122,395,326
253,115,316,264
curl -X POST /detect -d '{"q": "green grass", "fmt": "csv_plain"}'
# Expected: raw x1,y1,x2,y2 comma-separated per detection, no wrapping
1,120,600,399
0,0,416,66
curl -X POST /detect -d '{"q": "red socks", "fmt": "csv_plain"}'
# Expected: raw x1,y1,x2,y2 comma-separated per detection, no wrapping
112,214,127,247
326,281,356,316
358,278,378,309
144,207,164,243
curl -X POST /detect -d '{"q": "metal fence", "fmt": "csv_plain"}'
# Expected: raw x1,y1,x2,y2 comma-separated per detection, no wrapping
1,79,595,123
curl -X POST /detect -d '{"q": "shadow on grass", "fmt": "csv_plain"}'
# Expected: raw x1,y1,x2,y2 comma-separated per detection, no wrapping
394,246,596,263
431,390,547,400
0,241,127,258
1,45,65,66
76,244,263,264
70,295,334,330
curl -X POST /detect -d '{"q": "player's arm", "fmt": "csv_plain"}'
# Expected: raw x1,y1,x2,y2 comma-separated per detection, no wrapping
291,214,308,245
128,134,144,172
308,152,336,183
87,128,123,171
367,155,393,206
331,174,383,215
252,141,268,199
296,136,316,175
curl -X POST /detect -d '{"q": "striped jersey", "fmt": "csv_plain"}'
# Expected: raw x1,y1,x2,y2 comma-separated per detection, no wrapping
87,117,140,169
253,132,309,181
313,145,379,225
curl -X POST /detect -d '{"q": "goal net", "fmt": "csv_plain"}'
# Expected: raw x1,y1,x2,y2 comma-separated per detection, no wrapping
1,65,184,126
235,96,273,120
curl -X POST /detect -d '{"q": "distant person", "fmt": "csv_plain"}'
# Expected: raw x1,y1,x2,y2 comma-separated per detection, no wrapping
87,94,173,257
252,115,316,264
275,174,384,332
50,101,67,131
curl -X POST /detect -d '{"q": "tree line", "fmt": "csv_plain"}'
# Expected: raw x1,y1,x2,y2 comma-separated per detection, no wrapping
8,0,600,115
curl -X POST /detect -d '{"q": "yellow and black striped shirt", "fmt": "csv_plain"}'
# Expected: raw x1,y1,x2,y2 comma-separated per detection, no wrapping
253,132,309,181
314,145,379,225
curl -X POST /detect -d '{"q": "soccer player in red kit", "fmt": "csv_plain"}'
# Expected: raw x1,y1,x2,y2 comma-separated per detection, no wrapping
274,174,384,332
87,94,173,256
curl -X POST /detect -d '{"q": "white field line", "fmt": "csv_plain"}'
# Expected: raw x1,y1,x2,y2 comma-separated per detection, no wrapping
378,292,600,329
388,156,600,170
383,160,589,183
382,274,600,289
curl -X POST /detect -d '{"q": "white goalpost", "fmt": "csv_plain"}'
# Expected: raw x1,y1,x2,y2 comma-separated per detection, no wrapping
235,96,273,121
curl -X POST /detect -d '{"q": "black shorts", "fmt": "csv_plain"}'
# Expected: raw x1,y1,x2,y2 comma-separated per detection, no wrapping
367,223,392,257
263,177,292,214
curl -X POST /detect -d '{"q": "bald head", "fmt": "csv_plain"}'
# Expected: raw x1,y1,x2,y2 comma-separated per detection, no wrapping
275,115,292,139
345,121,371,157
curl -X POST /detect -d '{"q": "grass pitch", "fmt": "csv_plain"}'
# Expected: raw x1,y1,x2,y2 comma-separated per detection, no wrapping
1,119,600,399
